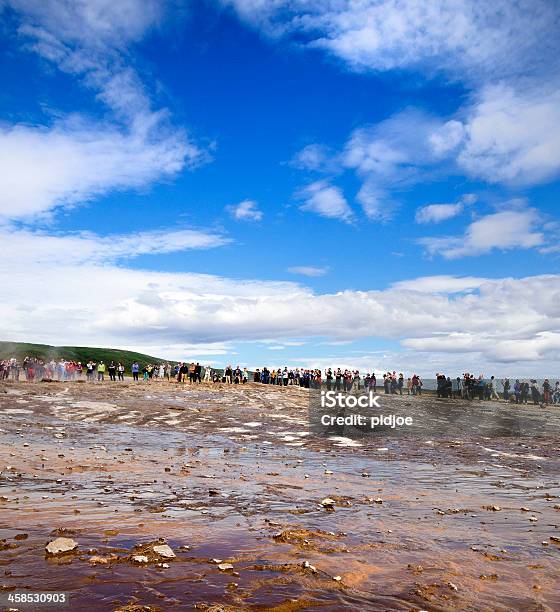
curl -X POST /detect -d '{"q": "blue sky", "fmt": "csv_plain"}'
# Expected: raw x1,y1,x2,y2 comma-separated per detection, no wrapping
1,0,559,376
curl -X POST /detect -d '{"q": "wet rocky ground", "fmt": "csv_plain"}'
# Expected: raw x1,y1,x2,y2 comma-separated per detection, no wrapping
0,380,559,611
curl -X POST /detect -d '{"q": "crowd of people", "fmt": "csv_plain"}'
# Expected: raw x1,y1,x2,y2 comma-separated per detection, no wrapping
1,356,558,406
434,372,560,406
249,368,424,394
0,357,164,382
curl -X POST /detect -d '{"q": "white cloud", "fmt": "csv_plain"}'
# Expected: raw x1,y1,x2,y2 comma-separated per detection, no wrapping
223,0,560,83
429,120,465,156
354,181,393,221
6,0,166,123
402,332,560,365
291,83,560,209
298,180,353,221
391,275,487,294
6,0,168,49
455,85,560,185
415,194,476,224
415,203,464,224
0,0,203,221
227,199,263,222
343,84,560,195
287,266,328,277
0,119,195,220
0,225,229,267
291,110,456,222
224,2,560,192
342,110,448,220
342,111,429,176
291,143,333,171
297,82,560,220
2,233,560,373
420,208,545,259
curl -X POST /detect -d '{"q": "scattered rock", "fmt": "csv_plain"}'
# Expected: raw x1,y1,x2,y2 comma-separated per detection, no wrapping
272,528,339,547
132,555,149,563
153,544,175,559
218,563,233,571
45,537,78,555
114,603,159,612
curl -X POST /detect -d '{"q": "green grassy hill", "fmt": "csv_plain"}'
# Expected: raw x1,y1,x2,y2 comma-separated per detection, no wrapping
0,341,165,367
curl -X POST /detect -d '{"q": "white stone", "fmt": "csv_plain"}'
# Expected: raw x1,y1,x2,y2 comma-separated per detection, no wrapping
153,544,175,558
45,537,78,555
218,563,233,571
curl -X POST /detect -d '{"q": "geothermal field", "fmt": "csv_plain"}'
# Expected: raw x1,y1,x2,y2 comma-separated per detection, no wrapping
0,381,559,611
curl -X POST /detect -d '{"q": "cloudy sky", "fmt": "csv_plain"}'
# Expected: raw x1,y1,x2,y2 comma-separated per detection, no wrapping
1,0,559,375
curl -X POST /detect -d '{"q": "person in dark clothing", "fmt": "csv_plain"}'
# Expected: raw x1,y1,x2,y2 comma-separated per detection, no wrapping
108,360,117,381
335,369,342,391
530,380,542,406
436,373,446,397
520,381,529,403
445,377,453,398
542,379,551,404
502,378,510,401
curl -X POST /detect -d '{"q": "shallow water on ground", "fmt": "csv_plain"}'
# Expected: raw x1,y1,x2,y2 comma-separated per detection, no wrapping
0,381,559,611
